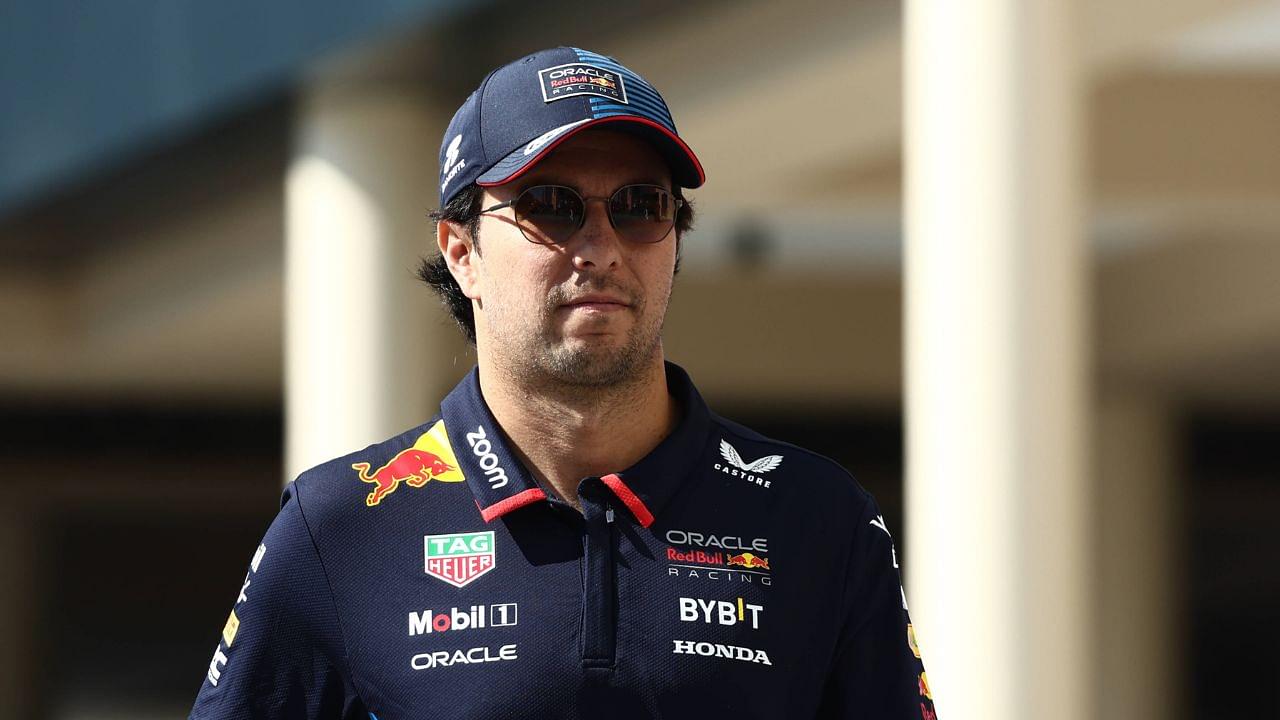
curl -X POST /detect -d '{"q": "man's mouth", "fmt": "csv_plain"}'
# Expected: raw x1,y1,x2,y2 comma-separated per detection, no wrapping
561,293,630,311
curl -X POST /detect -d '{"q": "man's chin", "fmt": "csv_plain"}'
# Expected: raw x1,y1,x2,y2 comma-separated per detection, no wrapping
540,338,649,388
557,329,626,348
553,317,634,349
557,312,632,338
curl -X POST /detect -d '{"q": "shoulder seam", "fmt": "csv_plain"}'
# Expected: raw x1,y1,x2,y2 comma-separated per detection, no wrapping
839,491,876,639
711,416,867,490
290,481,368,706
299,415,446,479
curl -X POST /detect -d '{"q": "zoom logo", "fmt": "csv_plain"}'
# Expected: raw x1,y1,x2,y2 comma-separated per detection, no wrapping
465,426,509,489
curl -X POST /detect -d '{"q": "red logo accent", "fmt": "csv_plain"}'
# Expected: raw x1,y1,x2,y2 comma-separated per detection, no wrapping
667,547,724,566
352,449,455,506
727,552,771,570
425,554,494,587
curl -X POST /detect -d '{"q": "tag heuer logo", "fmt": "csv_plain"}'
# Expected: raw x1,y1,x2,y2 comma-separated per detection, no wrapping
424,531,496,588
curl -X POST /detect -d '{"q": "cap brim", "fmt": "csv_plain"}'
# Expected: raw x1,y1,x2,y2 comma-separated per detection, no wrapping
476,116,705,190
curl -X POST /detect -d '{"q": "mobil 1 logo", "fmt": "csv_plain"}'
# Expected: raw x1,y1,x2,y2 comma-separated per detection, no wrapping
409,603,518,636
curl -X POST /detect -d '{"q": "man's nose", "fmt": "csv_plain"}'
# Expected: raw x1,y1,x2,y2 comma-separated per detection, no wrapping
570,198,621,271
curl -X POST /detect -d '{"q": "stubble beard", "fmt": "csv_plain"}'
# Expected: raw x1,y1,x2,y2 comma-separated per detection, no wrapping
494,279,669,395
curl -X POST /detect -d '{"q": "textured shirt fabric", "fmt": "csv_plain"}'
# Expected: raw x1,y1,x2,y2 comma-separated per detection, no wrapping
189,362,936,719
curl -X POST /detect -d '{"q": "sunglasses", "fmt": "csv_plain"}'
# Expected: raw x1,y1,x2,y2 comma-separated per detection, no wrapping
480,184,683,246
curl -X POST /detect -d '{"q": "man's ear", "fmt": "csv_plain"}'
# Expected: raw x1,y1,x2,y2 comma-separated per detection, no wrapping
438,219,481,300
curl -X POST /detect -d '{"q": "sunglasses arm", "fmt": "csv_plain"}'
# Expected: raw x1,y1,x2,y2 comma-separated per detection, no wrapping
479,199,516,213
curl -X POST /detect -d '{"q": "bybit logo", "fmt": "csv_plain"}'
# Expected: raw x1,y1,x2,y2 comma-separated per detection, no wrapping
678,597,763,630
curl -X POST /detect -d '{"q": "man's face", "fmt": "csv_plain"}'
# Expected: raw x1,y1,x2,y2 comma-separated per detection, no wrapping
462,129,678,388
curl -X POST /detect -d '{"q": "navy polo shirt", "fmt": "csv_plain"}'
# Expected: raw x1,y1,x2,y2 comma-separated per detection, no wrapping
189,362,936,719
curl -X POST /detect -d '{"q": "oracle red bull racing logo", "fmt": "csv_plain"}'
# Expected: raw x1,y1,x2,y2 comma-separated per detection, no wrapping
664,549,771,571
538,62,627,103
354,419,464,506
665,529,772,586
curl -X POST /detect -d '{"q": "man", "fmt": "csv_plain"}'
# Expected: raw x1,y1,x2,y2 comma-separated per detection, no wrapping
190,47,936,720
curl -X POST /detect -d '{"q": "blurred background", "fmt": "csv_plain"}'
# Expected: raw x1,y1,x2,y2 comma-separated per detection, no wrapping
1,0,1277,718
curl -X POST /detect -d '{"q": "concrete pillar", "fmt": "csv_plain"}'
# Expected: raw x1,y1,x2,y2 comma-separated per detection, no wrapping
286,77,462,481
904,1,1090,719
1095,393,1181,720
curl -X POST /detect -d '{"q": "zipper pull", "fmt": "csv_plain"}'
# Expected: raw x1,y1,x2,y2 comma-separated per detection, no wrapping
605,507,615,524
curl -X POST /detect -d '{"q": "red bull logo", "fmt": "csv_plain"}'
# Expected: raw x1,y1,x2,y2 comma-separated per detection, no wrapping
353,449,454,506
587,77,616,89
667,547,724,565
727,552,770,571
353,419,464,506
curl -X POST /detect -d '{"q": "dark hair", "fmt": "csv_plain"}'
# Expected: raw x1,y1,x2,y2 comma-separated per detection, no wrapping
419,185,485,342
418,183,695,344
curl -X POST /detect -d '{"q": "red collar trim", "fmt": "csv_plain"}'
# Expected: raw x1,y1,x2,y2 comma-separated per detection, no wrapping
601,473,655,528
478,487,548,522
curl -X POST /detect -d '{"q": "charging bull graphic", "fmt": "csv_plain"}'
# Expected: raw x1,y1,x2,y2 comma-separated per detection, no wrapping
727,552,770,571
353,420,466,506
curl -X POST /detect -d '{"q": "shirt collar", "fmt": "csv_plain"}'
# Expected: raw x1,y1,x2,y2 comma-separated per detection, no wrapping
439,361,712,526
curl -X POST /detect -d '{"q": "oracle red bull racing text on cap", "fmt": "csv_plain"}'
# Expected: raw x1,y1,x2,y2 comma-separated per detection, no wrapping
189,362,936,719
437,47,705,206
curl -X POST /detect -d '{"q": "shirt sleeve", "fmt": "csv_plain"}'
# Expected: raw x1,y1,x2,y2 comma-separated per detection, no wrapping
816,495,937,719
189,483,366,720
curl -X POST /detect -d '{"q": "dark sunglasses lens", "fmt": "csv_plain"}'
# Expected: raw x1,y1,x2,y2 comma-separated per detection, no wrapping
610,186,676,243
514,186,582,244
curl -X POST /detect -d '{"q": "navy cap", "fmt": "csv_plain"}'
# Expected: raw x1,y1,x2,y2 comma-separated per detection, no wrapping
437,47,705,206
